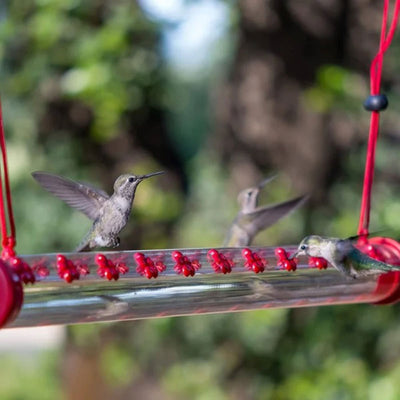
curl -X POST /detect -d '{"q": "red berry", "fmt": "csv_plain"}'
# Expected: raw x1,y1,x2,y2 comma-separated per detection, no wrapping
222,264,231,274
11,257,22,267
57,255,66,263
242,248,252,258
78,264,89,275
316,259,327,270
275,247,286,258
172,251,183,261
117,263,129,274
251,263,258,273
309,257,327,270
134,253,145,263
156,261,166,272
156,263,164,272
208,249,218,260
36,265,49,277
191,260,201,270
63,271,72,283
95,254,107,265
182,265,190,277
104,270,113,280
21,273,28,284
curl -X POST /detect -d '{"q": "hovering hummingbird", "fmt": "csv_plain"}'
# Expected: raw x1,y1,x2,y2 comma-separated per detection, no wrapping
292,235,400,278
224,176,307,247
32,170,164,252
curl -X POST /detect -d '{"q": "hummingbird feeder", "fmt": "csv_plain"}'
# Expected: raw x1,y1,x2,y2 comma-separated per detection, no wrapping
1,1,400,329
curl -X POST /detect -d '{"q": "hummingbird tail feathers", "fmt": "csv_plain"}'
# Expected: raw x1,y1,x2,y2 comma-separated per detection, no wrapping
379,264,400,272
74,241,91,252
74,231,92,252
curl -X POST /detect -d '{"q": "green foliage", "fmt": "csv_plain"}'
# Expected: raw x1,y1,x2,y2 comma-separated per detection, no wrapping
175,151,233,247
100,343,139,386
0,351,61,400
304,64,366,113
163,361,229,400
0,0,171,252
1,1,400,400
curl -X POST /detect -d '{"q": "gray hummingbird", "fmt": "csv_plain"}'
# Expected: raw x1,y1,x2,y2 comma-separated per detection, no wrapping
292,235,400,278
224,176,307,247
32,170,164,251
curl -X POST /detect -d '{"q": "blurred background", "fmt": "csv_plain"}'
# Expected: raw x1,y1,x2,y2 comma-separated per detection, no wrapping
1,0,400,398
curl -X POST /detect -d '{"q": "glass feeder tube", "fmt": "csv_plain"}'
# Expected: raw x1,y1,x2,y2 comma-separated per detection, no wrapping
5,245,389,328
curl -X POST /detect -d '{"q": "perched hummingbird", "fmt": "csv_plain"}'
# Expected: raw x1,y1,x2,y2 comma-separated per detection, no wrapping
32,170,164,251
292,235,400,278
224,176,307,247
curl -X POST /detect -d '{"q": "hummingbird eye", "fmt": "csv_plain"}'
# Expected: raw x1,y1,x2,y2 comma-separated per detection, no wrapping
300,245,307,250
128,177,135,183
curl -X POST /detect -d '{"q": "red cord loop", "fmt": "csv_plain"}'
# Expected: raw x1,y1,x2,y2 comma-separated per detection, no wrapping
2,237,15,249
358,0,400,236
0,101,16,258
1,237,15,259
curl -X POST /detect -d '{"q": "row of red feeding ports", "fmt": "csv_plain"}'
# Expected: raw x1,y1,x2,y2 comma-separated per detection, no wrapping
2,248,329,284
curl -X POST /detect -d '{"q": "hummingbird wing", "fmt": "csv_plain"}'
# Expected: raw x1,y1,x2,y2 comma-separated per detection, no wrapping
243,195,308,238
345,230,389,242
32,171,109,220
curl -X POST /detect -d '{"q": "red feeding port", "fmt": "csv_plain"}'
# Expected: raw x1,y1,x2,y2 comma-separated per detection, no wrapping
134,252,165,279
242,248,266,273
275,247,297,272
207,249,234,274
172,251,201,277
56,255,80,283
32,263,49,278
309,257,328,270
9,256,35,284
77,263,90,276
95,254,128,281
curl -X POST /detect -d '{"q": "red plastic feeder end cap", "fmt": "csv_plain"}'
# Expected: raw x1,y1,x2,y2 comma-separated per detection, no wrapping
0,259,23,328
358,237,400,305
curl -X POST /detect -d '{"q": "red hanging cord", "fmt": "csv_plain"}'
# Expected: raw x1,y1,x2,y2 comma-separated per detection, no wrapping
357,0,400,236
0,101,16,258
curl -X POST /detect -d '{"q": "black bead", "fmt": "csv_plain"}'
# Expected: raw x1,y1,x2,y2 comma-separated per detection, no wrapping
363,94,388,111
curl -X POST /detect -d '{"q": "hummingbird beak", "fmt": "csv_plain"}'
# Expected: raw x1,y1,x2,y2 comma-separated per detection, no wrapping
139,171,164,180
257,175,277,189
289,249,300,260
